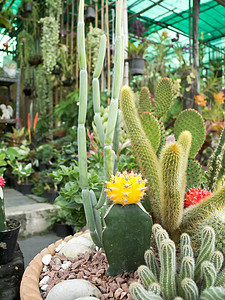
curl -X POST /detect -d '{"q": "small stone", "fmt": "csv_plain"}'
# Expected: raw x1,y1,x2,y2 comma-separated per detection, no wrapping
61,261,72,270
54,258,62,266
39,275,50,286
46,279,102,300
41,284,48,291
42,254,52,265
59,244,93,258
42,266,48,272
52,265,61,271
55,241,66,252
67,236,95,249
76,298,100,300
114,288,123,298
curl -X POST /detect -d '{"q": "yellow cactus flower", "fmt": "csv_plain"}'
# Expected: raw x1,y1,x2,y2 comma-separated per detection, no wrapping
214,91,225,104
194,93,207,107
105,171,147,205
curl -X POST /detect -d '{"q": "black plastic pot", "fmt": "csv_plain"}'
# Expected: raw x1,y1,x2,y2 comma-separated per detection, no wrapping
63,77,74,87
128,57,145,76
23,1,33,13
214,69,222,78
85,5,95,23
16,182,34,195
28,55,43,66
23,87,33,97
52,64,61,75
54,223,74,238
44,189,59,204
0,219,21,265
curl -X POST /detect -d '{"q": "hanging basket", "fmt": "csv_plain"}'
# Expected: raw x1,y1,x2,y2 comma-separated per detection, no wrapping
29,55,43,66
85,5,95,23
128,57,145,76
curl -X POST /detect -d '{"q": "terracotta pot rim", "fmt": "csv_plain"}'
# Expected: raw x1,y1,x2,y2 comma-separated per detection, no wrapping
20,229,90,300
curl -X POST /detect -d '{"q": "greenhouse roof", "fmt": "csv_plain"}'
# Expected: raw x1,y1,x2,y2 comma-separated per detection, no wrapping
127,0,225,52
1,0,225,52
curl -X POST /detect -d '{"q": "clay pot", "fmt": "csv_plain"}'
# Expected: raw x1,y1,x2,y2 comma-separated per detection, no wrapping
20,230,88,300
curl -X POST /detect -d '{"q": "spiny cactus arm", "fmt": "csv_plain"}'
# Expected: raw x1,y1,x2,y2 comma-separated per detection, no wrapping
215,268,225,287
174,298,184,300
210,251,224,274
194,226,215,281
200,287,225,300
181,245,194,259
179,256,195,280
78,0,86,70
138,87,152,115
154,228,169,251
89,190,102,241
205,148,224,192
120,86,162,221
180,186,225,232
157,118,166,157
82,189,103,248
148,283,161,296
138,265,158,290
93,34,106,79
201,261,216,290
140,112,161,153
180,278,199,300
206,126,225,190
186,159,202,190
0,187,6,231
159,239,177,300
153,77,174,119
129,282,164,300
180,233,191,247
144,249,160,281
174,109,206,159
218,146,225,184
160,142,185,233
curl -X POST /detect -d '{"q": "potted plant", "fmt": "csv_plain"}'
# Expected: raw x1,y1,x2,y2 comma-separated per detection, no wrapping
49,209,74,238
10,161,34,194
126,40,149,76
35,144,58,170
85,5,95,23
0,177,21,265
28,54,43,66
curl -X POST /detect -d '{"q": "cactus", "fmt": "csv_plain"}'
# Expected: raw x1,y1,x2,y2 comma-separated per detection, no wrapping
205,126,225,191
0,177,6,231
102,171,152,276
138,87,152,115
129,225,225,300
77,0,124,248
186,159,202,190
174,109,206,159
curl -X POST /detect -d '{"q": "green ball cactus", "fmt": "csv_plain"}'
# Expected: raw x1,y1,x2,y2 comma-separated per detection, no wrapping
174,109,206,159
102,171,152,276
129,225,225,300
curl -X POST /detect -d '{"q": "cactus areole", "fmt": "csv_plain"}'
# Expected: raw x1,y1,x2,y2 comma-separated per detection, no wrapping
103,171,152,276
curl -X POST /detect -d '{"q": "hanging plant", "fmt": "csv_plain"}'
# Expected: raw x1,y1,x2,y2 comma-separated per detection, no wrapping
40,16,59,74
45,0,62,20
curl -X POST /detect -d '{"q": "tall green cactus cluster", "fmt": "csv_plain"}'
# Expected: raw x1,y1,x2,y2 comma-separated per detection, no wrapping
77,0,124,248
130,224,225,300
120,84,225,236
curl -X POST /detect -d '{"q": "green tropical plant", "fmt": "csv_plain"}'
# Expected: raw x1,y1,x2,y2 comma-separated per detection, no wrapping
127,41,149,58
10,161,34,184
35,144,58,165
130,224,225,300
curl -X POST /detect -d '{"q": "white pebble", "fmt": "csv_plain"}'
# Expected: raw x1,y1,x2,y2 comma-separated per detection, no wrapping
42,254,52,265
42,266,48,272
55,241,66,252
39,275,50,286
61,261,72,270
41,284,48,291
54,258,62,266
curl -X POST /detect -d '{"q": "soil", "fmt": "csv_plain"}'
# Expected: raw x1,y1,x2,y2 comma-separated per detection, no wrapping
40,250,139,300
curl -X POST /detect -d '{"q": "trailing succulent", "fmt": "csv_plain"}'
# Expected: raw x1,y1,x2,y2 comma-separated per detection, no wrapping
120,82,225,239
130,224,225,300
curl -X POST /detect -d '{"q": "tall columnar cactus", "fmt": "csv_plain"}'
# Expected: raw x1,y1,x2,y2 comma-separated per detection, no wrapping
129,224,225,300
0,177,6,231
77,0,124,247
102,171,152,276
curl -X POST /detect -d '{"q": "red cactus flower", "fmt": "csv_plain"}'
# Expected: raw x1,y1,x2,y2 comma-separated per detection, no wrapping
0,177,5,187
184,187,211,209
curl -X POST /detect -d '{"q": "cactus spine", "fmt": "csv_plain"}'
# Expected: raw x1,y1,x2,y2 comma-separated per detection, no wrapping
77,0,124,247
129,225,225,300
